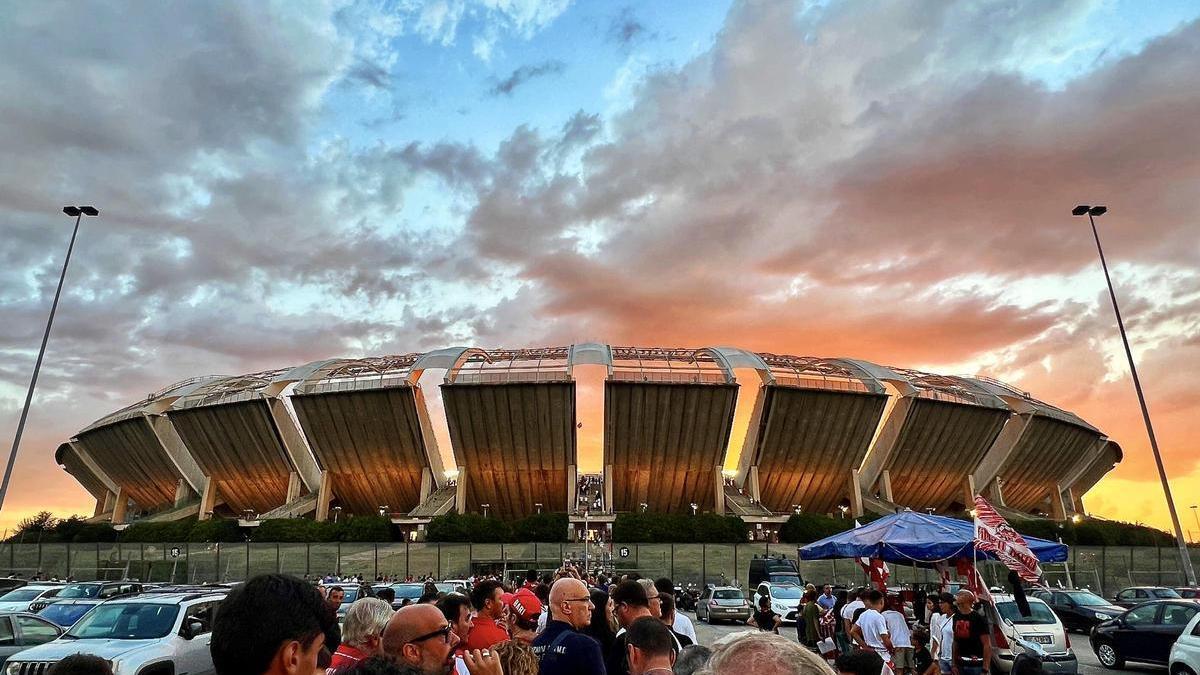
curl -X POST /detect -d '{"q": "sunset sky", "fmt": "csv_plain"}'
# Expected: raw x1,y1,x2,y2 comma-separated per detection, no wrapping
2,0,1199,537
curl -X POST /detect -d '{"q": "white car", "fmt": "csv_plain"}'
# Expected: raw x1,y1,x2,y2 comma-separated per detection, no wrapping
754,582,803,625
5,591,224,675
1170,610,1200,675
0,587,62,615
987,593,1078,674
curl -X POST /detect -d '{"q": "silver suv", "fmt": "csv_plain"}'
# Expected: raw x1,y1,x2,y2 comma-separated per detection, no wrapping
5,591,224,675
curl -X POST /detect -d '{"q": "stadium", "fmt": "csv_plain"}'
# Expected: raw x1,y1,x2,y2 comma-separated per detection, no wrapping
54,344,1121,538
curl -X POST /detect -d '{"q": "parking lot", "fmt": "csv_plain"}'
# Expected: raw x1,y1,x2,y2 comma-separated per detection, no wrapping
687,612,1166,675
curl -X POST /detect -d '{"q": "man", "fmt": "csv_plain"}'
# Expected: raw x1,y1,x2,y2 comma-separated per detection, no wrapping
950,590,989,675
377,587,396,607
327,586,346,612
702,631,831,675
625,617,676,675
330,598,394,671
609,580,682,675
851,590,893,661
657,594,694,647
841,588,868,638
636,579,663,620
211,573,339,675
382,604,460,675
531,577,605,675
503,587,542,644
818,585,837,612
653,577,697,644
523,569,538,591
463,580,508,650
436,593,474,648
837,650,887,675
883,596,914,675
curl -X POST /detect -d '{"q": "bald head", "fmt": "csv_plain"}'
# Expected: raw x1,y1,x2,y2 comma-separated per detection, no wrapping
549,578,592,629
382,604,445,653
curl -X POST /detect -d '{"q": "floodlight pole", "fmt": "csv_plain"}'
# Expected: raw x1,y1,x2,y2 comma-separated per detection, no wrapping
0,207,97,513
1076,205,1196,585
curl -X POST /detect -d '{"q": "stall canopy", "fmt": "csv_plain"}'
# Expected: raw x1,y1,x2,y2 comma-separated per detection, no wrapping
799,510,1068,565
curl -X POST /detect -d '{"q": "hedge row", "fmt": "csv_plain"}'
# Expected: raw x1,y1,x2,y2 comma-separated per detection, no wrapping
611,513,748,543
7,513,394,544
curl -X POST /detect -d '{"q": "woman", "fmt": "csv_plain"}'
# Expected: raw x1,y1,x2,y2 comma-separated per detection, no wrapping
928,593,956,675
491,640,539,675
747,595,781,633
832,589,850,655
799,589,821,651
329,598,394,671
582,586,617,653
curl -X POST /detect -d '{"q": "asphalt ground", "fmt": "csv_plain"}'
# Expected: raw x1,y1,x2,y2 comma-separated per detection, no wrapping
686,612,1165,675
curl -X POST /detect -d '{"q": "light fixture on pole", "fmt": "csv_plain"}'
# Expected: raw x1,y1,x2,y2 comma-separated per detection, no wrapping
378,505,389,517
481,503,490,518
332,506,342,523
792,504,802,515
639,502,648,514
1191,505,1199,543
0,206,99,512
689,503,698,516
838,505,848,519
1073,204,1197,586
535,502,542,515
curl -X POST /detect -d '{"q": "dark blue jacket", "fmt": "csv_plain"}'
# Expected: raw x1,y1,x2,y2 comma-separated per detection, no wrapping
532,620,606,675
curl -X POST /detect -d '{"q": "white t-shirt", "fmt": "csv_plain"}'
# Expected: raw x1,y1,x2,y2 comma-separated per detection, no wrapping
882,610,912,649
673,612,698,644
856,608,891,658
841,599,865,621
929,613,953,660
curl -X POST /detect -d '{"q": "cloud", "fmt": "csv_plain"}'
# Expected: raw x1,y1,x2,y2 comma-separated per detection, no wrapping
488,60,566,96
607,7,646,46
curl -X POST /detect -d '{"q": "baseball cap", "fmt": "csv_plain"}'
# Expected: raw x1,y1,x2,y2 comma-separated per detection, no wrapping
506,587,543,622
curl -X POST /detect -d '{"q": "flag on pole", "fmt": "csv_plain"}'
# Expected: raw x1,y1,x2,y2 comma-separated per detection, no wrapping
857,556,890,590
973,495,1043,583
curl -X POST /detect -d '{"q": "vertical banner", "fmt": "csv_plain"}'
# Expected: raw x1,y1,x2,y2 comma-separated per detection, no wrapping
973,495,1043,583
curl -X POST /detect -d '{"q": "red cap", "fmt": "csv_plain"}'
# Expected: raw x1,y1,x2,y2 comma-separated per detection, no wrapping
506,587,542,622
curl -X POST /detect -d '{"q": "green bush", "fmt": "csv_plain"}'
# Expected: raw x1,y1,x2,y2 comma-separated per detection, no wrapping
611,513,746,543
511,513,569,543
336,516,394,542
187,519,243,543
426,513,512,543
121,519,196,543
253,518,337,542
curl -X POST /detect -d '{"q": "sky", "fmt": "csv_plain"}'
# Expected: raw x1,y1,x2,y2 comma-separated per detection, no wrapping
1,0,1199,537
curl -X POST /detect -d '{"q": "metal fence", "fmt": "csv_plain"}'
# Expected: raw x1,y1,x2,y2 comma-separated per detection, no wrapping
1,541,1197,595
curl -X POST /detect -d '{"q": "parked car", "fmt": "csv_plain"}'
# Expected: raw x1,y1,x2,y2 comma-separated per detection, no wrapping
1169,609,1200,675
1112,586,1182,608
0,587,63,615
1030,589,1125,632
0,581,27,595
0,613,63,667
32,582,144,628
696,586,752,624
753,582,803,625
1176,588,1200,600
5,591,224,675
1090,599,1200,669
439,580,469,594
984,594,1077,674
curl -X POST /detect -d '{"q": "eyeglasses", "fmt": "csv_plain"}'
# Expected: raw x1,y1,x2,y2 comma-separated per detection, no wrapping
408,624,454,644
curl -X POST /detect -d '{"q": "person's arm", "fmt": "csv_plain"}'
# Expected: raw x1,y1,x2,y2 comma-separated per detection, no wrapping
882,629,894,652
772,613,782,633
980,618,991,674
851,623,865,646
951,627,960,675
747,614,758,628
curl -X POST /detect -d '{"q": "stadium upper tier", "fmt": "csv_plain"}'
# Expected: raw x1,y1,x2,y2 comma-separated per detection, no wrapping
55,344,1119,525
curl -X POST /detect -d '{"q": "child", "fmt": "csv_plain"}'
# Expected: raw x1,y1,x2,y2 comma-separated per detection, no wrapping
747,595,782,634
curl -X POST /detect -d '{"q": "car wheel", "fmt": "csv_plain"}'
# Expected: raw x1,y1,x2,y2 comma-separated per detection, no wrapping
1095,642,1125,669
1170,665,1196,675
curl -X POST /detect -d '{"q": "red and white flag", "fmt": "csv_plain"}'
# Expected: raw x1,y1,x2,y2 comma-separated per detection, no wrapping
973,495,1043,583
858,556,890,591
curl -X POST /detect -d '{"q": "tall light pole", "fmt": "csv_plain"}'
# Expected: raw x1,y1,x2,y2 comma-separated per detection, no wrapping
1191,506,1199,544
1073,204,1197,585
0,206,99,513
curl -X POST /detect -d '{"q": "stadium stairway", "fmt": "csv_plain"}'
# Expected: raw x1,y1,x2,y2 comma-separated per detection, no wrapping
407,484,457,518
723,485,774,517
258,492,319,520
140,499,205,522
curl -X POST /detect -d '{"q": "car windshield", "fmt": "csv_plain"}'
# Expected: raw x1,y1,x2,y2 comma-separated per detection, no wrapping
1151,588,1182,599
1063,591,1109,607
996,601,1057,625
39,603,93,627
771,586,803,599
769,575,801,584
339,587,360,604
65,603,180,640
56,584,101,599
393,584,424,599
0,588,45,602
435,583,460,594
714,590,744,600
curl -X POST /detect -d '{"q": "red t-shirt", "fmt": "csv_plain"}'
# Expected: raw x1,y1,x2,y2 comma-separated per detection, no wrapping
463,618,510,651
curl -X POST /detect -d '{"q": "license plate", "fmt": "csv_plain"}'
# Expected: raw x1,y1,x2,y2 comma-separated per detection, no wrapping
1029,635,1053,645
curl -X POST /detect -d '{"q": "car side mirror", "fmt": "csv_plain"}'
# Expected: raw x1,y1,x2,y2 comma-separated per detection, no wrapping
181,620,205,639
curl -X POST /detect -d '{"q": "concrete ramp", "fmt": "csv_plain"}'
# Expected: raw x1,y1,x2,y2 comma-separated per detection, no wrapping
407,485,457,518
724,486,773,517
140,500,204,522
259,493,320,520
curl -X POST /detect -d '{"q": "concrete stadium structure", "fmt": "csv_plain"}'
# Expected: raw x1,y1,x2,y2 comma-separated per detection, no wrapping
55,344,1120,532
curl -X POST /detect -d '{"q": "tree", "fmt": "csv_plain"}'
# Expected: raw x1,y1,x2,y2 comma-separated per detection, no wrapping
16,511,57,535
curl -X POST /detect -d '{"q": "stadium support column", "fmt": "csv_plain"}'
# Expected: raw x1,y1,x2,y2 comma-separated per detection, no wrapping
198,477,218,521
747,465,761,503
879,470,895,503
454,466,467,514
111,486,128,525
315,470,333,522
286,472,301,503
568,463,577,513
962,475,977,510
420,467,433,503
972,411,1033,500
1050,483,1068,521
858,394,916,497
849,468,864,519
146,415,206,495
95,489,115,517
604,463,614,514
265,396,322,494
989,478,1006,507
174,479,192,507
714,465,725,514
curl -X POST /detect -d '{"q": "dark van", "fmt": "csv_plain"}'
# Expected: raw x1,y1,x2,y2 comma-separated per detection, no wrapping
749,556,802,588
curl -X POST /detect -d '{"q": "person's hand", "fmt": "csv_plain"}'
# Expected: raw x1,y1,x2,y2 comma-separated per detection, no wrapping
463,649,503,675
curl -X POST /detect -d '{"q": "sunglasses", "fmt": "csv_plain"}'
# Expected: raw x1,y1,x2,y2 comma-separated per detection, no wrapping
409,624,454,644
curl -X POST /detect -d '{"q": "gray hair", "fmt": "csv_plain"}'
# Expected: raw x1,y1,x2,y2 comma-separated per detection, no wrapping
698,631,834,675
342,597,395,647
674,644,713,675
